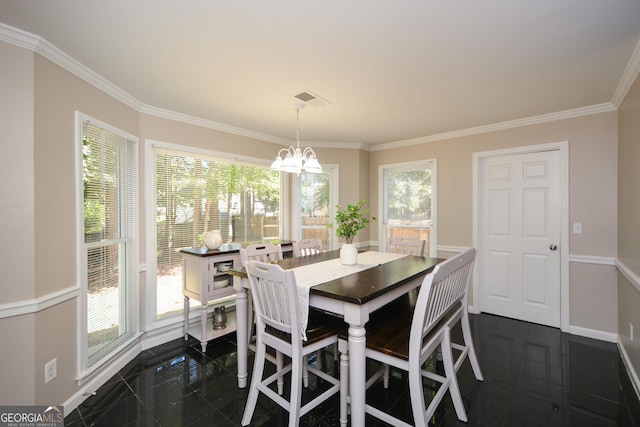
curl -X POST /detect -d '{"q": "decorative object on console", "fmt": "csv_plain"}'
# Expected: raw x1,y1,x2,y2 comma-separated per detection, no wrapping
329,200,376,265
270,105,322,174
213,276,230,289
216,262,232,272
203,229,222,249
213,306,227,330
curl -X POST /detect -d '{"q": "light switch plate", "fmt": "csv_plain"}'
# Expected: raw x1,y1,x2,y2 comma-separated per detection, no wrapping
45,358,57,383
573,222,582,234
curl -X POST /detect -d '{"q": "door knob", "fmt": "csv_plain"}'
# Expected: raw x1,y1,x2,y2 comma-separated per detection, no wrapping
549,244,558,251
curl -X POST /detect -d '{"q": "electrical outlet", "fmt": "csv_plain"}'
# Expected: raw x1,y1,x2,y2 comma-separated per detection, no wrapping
45,358,57,383
630,323,634,342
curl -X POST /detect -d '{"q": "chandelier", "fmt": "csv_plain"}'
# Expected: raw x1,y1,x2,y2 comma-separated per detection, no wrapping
270,105,322,174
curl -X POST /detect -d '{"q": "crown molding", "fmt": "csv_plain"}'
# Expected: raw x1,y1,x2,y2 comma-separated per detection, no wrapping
611,37,640,108
140,105,288,145
140,105,367,149
0,22,40,49
0,23,144,111
304,140,371,150
371,103,617,152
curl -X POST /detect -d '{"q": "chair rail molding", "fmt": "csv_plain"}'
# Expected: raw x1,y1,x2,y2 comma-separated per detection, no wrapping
616,259,640,294
437,245,470,254
0,286,79,319
569,254,616,265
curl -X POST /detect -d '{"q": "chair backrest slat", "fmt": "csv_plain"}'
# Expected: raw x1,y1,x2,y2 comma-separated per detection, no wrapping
246,260,301,340
240,243,283,265
292,239,324,257
388,237,426,256
410,248,477,356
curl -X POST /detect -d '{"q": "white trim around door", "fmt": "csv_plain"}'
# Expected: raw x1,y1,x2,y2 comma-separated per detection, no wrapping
472,141,570,333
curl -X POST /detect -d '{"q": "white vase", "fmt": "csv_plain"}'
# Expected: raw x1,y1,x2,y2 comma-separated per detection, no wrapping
340,243,358,265
203,229,222,249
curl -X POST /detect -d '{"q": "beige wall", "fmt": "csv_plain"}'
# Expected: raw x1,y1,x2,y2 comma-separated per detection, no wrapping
617,72,640,381
0,41,37,404
370,112,619,333
1,42,35,303
32,54,139,403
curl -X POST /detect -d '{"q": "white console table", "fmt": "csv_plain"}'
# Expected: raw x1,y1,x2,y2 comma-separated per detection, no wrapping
182,249,239,352
181,241,294,352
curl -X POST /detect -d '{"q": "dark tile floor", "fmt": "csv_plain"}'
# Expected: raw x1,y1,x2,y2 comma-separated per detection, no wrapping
65,313,640,426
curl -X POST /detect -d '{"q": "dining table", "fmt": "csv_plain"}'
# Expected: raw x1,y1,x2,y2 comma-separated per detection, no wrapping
230,248,443,427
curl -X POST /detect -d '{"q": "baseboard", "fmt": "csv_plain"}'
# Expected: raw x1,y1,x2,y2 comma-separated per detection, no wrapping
63,342,141,416
142,322,186,351
618,338,640,402
569,325,618,343
469,310,619,344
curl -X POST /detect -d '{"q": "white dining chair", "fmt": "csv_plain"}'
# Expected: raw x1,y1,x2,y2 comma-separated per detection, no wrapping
239,243,283,264
239,243,285,387
292,238,336,366
343,248,482,426
292,238,324,257
241,260,346,427
387,237,426,256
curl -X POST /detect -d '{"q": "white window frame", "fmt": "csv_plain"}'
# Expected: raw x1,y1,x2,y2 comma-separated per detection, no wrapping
291,165,339,249
144,139,279,331
75,112,140,383
378,159,437,256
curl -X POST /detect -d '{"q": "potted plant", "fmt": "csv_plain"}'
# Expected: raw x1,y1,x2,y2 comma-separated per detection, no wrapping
329,199,376,265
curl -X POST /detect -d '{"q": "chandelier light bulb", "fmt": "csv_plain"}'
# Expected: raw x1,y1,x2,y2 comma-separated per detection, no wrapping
270,106,322,174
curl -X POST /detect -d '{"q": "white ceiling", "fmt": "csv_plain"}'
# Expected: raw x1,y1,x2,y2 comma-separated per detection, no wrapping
2,1,640,149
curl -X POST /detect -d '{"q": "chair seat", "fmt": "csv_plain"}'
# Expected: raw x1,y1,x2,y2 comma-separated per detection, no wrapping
361,291,462,361
267,308,347,346
357,292,415,360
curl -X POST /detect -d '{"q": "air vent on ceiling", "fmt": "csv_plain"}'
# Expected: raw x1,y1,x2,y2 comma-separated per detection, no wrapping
293,90,331,107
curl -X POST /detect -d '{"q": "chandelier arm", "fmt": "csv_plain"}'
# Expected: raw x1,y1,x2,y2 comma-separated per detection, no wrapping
272,105,321,173
276,147,295,158
301,147,316,160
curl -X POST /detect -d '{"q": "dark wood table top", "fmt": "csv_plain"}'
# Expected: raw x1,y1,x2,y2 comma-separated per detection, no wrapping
311,255,442,304
231,249,443,305
180,239,295,257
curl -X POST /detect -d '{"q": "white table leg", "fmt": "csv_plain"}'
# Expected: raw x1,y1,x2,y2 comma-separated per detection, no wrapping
339,338,349,427
348,323,367,427
200,303,207,352
236,285,249,388
183,296,189,340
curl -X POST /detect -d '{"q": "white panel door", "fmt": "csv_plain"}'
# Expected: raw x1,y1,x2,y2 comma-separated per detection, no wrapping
481,150,561,327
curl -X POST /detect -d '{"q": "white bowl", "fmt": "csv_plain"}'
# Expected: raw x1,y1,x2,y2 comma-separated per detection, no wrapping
213,277,230,289
217,262,232,272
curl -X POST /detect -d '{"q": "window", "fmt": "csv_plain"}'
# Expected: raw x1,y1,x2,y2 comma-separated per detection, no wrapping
78,114,138,378
296,166,338,249
149,143,282,319
380,160,436,255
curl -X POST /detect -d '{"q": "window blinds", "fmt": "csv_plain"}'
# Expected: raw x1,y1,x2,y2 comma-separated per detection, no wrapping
153,147,281,317
82,120,137,368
